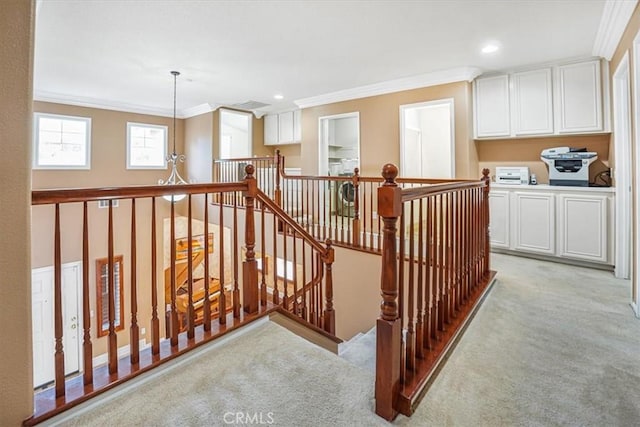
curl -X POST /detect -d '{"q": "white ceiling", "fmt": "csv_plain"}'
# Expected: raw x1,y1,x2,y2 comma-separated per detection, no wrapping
34,0,617,117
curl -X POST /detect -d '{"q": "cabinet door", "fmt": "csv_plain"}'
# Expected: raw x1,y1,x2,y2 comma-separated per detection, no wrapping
512,68,554,135
293,109,302,142
512,192,555,254
556,60,602,133
474,75,510,138
278,111,294,143
264,114,278,145
557,194,608,263
489,190,510,248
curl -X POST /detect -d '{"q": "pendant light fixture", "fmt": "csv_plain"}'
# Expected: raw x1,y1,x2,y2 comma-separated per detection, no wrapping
160,70,187,202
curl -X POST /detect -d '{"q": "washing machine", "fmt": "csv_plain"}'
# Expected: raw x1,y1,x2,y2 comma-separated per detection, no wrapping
334,175,355,218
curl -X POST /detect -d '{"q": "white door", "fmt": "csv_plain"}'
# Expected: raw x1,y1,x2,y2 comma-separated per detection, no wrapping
400,99,455,179
613,53,632,280
32,262,82,388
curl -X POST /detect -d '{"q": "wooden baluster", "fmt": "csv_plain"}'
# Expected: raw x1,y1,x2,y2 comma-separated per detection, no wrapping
293,231,299,315
54,204,66,398
218,191,226,324
416,199,425,358
187,195,195,339
309,252,316,325
243,165,259,314
482,169,491,277
454,191,461,310
275,149,282,207
151,198,160,354
371,182,375,250
233,191,240,318
318,252,324,327
272,208,279,305
82,202,93,385
301,242,307,320
203,194,211,331
260,201,267,306
351,168,360,246
169,199,179,346
406,202,415,372
375,164,402,421
283,223,289,309
444,193,451,324
425,196,433,350
108,200,118,373
323,239,335,334
130,199,140,363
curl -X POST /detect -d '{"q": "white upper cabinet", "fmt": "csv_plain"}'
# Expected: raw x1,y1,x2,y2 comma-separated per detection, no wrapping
512,68,554,135
264,110,302,145
474,75,510,138
264,114,279,145
556,60,603,133
474,59,606,139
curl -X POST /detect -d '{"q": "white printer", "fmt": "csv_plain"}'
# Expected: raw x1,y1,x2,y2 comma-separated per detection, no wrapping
541,147,597,187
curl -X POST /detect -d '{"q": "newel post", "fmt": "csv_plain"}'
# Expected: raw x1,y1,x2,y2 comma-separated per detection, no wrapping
322,239,336,335
375,163,403,421
243,164,259,314
481,168,491,277
274,149,282,207
352,168,361,246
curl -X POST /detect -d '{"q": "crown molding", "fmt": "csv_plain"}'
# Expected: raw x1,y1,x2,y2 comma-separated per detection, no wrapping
592,0,638,60
181,103,218,118
34,90,181,118
294,67,482,109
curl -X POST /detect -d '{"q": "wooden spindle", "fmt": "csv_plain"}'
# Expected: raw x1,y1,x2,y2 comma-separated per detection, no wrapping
233,191,240,318
151,197,160,354
108,200,118,373
425,196,433,350
169,200,179,346
260,201,267,306
323,239,335,334
352,168,360,247
187,195,195,339
272,208,279,305
275,149,282,207
130,198,140,363
301,242,308,320
416,199,425,358
243,164,259,314
406,203,415,371
292,231,299,315
203,193,211,331
482,169,491,277
375,164,402,421
54,204,65,398
82,202,93,385
218,191,226,324
283,221,289,309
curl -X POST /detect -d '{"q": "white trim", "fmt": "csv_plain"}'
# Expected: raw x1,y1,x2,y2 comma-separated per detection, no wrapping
399,98,455,178
33,112,92,170
592,0,638,61
632,31,640,307
613,52,633,279
126,122,168,170
219,108,253,159
182,103,219,118
295,67,481,109
92,340,150,367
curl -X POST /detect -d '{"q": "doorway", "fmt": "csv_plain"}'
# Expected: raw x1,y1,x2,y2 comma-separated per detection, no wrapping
318,112,360,176
613,53,633,282
219,109,252,160
400,99,455,179
32,262,82,388
632,34,640,315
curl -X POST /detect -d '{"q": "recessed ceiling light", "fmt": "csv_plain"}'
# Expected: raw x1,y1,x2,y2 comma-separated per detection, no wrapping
482,44,499,54
274,94,284,100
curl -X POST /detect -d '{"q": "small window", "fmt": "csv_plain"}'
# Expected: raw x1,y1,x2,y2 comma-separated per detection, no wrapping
96,255,124,337
33,113,91,169
126,122,168,169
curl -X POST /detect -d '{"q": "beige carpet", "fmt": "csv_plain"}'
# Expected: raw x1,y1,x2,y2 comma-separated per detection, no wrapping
49,253,640,426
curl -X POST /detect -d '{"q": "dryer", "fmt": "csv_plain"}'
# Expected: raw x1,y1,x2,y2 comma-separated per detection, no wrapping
334,176,355,217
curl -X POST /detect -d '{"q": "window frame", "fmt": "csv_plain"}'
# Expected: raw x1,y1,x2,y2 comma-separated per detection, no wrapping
126,122,168,170
95,255,125,338
219,108,253,159
33,112,92,170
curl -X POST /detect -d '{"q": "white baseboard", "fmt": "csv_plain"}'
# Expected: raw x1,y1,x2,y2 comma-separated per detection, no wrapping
92,339,150,367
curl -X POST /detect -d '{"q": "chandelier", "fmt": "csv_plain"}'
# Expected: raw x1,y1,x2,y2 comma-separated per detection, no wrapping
160,70,187,202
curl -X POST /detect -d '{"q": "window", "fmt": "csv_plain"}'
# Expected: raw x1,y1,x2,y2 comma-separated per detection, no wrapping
126,122,168,169
96,255,124,337
219,109,252,159
33,113,91,169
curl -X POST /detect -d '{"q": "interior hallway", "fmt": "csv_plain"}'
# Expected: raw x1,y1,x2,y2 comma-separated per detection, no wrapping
46,253,640,426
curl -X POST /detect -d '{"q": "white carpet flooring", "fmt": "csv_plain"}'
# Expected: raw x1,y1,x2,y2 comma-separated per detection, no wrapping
47,253,640,426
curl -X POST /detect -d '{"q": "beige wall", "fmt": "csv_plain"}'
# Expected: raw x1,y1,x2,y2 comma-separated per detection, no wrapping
1,1,34,424
298,81,477,178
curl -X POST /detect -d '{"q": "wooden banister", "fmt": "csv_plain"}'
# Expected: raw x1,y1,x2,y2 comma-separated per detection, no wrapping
243,164,259,314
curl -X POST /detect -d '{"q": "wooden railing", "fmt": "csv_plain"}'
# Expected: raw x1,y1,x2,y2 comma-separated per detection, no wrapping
374,164,495,420
214,154,279,204
27,165,334,425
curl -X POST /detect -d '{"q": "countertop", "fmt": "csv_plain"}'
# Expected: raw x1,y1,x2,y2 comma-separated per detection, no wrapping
491,183,615,193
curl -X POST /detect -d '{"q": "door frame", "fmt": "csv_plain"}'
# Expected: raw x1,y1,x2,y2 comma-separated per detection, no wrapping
613,52,633,281
318,112,360,176
632,34,640,315
399,98,455,178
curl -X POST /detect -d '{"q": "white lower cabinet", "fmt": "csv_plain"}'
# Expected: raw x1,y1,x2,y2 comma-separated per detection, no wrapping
513,192,555,255
557,194,608,263
489,191,510,248
489,185,613,265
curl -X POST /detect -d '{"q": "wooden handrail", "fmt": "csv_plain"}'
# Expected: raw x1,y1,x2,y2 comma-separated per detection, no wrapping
214,155,275,163
32,182,248,205
401,181,486,202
